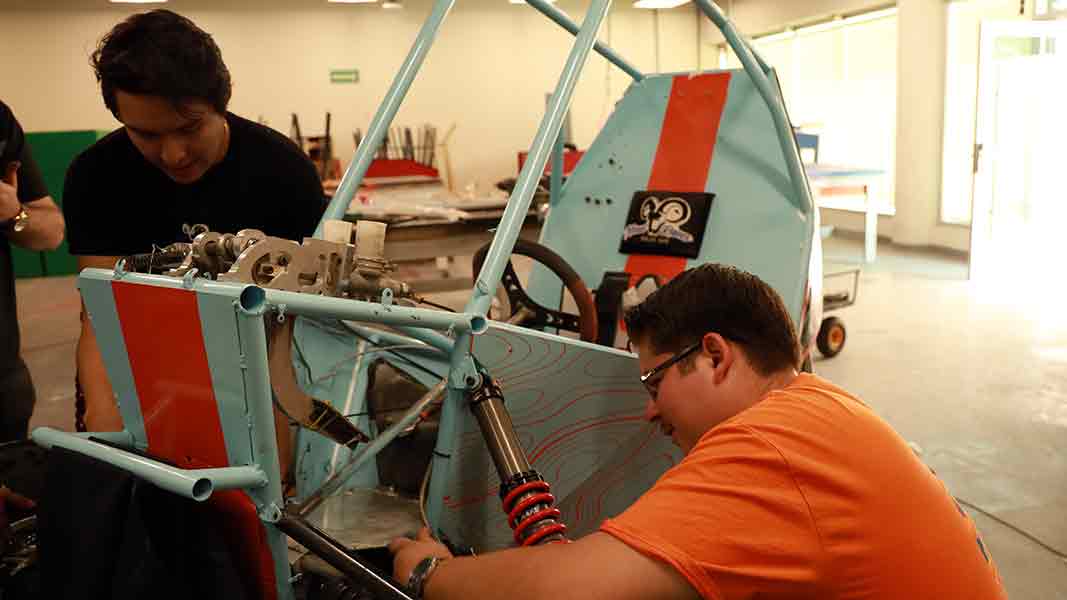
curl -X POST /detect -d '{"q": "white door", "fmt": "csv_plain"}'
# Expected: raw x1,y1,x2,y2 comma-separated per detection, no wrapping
969,20,1067,280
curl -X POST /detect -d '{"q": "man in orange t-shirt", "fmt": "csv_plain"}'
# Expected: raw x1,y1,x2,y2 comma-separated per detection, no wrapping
390,263,1007,600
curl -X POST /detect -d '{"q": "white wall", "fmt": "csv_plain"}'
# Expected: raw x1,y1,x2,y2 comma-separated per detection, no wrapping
0,0,700,192
702,0,892,44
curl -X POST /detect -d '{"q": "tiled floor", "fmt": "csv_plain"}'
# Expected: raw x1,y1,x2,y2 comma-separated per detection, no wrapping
15,235,1067,597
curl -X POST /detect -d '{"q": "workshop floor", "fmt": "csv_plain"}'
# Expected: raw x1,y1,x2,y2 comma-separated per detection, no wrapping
17,235,1067,597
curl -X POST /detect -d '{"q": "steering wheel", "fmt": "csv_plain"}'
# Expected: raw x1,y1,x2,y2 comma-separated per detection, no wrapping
472,239,598,343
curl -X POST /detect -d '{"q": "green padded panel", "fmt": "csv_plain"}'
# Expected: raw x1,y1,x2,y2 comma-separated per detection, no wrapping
22,130,109,277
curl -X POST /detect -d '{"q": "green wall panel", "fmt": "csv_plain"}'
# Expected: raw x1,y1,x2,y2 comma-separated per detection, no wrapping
20,129,109,278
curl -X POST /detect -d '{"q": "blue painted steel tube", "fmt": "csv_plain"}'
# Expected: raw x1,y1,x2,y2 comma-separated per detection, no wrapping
262,288,487,336
426,330,477,529
525,0,643,82
80,270,485,336
693,0,813,216
550,129,564,206
748,42,772,74
391,324,455,354
234,287,287,517
31,427,267,502
319,0,457,227
71,429,136,448
466,0,613,319
346,323,451,355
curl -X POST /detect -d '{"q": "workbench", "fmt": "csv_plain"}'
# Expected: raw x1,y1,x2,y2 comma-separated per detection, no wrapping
805,164,888,263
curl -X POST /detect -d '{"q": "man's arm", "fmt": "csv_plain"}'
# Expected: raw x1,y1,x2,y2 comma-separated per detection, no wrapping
391,529,700,600
2,163,64,251
76,254,124,432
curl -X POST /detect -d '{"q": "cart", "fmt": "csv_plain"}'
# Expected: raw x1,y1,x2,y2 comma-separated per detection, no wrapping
818,267,860,358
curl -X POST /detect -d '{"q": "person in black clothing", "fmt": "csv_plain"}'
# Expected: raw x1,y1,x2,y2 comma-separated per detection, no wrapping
0,100,66,443
63,10,326,432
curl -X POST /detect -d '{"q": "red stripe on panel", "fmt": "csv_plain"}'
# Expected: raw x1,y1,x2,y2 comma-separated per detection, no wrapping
112,282,229,469
624,72,731,287
112,282,279,599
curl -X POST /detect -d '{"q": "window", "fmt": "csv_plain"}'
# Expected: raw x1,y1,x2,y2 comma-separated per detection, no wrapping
723,9,898,212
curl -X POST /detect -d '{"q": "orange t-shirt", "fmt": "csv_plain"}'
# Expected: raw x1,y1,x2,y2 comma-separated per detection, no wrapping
600,374,1006,600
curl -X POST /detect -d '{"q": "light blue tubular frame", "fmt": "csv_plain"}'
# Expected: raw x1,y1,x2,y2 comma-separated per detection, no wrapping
305,0,813,530
31,427,268,502
56,0,816,586
693,0,813,216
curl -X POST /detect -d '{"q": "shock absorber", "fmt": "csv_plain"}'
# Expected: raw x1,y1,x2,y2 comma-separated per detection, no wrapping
469,377,567,546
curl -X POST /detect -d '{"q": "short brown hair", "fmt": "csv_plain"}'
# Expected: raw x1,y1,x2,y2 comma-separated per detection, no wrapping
92,10,232,119
624,263,800,375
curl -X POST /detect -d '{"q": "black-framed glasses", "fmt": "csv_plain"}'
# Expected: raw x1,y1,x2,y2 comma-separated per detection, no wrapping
639,341,703,398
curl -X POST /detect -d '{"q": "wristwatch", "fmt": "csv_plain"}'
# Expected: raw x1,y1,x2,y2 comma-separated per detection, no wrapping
7,205,28,233
406,556,443,599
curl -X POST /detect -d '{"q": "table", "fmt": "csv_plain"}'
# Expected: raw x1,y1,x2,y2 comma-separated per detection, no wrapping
805,164,887,263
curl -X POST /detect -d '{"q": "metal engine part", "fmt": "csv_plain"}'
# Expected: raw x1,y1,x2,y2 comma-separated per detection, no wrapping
121,220,413,301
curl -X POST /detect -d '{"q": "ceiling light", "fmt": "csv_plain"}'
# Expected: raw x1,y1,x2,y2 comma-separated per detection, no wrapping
633,0,689,8
382,0,403,8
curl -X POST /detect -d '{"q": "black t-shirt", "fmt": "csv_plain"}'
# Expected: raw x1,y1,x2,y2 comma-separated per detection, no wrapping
1,100,50,373
63,112,325,257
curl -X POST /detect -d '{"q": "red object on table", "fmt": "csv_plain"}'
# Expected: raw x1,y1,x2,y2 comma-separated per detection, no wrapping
517,150,585,176
365,159,440,179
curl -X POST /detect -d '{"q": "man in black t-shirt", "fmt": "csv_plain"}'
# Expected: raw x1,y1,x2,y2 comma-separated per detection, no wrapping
0,100,67,442
63,10,325,432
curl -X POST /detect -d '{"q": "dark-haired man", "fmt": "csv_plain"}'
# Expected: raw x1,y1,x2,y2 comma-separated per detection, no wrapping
389,263,1007,600
1,100,65,443
63,10,325,432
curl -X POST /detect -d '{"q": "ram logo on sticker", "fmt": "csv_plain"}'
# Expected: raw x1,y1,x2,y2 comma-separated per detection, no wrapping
619,190,714,259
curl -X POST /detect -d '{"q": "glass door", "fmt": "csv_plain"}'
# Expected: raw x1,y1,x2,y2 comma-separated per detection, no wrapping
969,20,1067,280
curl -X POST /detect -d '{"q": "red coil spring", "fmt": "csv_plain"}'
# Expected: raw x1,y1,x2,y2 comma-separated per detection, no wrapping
502,481,567,546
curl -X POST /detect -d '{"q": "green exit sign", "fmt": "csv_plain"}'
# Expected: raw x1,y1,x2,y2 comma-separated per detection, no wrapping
330,69,360,84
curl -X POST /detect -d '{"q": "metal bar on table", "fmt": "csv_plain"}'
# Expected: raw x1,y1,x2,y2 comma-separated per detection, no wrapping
318,0,457,229
31,427,268,502
465,0,613,319
525,0,643,82
693,0,813,217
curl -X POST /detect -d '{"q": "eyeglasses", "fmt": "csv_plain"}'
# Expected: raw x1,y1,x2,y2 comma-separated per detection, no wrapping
639,341,703,398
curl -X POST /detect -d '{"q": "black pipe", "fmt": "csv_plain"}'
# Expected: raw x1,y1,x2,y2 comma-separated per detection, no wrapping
276,513,414,600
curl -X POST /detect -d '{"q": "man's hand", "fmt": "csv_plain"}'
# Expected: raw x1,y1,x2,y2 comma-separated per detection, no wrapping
0,485,36,551
1,162,21,222
388,527,454,585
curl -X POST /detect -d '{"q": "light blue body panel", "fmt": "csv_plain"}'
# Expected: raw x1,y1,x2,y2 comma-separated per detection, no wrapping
433,321,680,550
530,69,812,328
77,276,148,448
290,317,450,500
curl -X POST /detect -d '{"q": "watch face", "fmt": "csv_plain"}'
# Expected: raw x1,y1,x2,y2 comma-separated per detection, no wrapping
12,208,28,233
